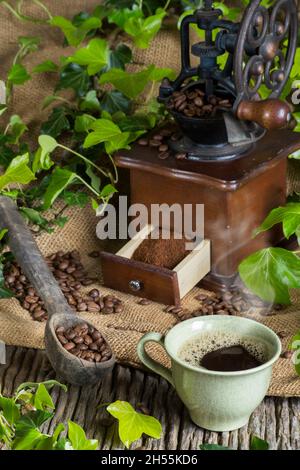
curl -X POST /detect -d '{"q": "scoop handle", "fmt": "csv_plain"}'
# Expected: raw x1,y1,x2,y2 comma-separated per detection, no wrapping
236,99,292,130
0,196,73,318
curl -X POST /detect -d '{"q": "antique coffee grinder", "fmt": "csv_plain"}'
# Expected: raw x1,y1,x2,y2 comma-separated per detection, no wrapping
105,0,300,301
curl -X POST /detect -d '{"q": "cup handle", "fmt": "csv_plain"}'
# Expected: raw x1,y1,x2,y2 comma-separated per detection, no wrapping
137,332,174,386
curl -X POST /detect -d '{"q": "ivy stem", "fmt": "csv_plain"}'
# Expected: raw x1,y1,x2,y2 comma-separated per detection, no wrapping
163,0,171,11
107,153,118,184
57,144,110,179
76,175,100,197
32,0,52,20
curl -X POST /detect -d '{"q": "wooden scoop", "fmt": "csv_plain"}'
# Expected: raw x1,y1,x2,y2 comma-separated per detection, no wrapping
0,196,115,385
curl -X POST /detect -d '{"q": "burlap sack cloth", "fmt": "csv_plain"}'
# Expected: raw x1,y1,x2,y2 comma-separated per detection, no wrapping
1,1,300,397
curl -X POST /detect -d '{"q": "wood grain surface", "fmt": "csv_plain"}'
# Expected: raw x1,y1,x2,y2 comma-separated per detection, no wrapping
1,346,299,450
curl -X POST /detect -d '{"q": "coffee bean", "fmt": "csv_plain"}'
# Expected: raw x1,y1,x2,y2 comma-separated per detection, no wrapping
277,330,288,339
59,260,69,270
138,298,151,305
6,275,15,284
73,336,84,344
84,334,93,345
158,151,169,160
25,296,38,304
87,301,101,312
104,307,115,314
89,289,100,299
77,302,87,312
57,334,68,345
66,329,76,341
281,350,293,359
82,278,94,286
92,330,101,341
158,144,168,152
64,342,75,351
153,134,163,141
175,153,187,160
114,306,124,313
171,307,183,314
88,251,100,258
149,139,161,147
94,353,102,362
138,138,148,146
194,97,204,107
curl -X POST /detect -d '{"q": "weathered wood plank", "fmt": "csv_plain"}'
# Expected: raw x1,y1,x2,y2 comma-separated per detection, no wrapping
0,346,300,450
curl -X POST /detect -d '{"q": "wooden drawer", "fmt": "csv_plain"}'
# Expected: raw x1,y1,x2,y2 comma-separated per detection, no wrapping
101,225,211,306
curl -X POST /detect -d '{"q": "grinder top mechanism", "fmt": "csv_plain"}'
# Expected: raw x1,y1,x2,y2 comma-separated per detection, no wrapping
159,0,298,160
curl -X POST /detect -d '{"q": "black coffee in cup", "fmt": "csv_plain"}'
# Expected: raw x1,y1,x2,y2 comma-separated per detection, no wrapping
178,332,267,372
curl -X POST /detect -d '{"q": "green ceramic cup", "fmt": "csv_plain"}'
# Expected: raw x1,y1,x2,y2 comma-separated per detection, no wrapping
137,315,281,432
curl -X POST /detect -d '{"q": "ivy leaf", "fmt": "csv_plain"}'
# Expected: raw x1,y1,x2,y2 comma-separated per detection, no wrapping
43,168,77,210
106,400,162,448
0,153,35,191
32,148,54,173
56,63,90,97
254,203,300,240
18,36,40,52
41,107,71,138
7,64,31,85
118,114,156,131
33,384,55,411
86,165,101,192
61,190,89,208
99,66,155,100
100,90,130,114
80,90,101,112
0,228,8,241
105,130,144,154
100,184,117,199
108,44,132,70
50,16,101,47
69,38,109,75
108,7,143,29
83,118,121,148
6,115,27,145
13,410,52,450
74,114,95,133
32,60,58,73
0,396,20,424
20,208,48,229
52,216,68,228
238,247,300,304
124,10,166,49
250,435,269,450
0,286,14,298
149,67,176,82
200,443,232,450
38,135,58,154
67,421,98,450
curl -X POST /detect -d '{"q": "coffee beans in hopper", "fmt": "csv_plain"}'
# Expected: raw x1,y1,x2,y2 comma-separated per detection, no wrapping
167,88,232,118
4,250,124,322
56,323,112,363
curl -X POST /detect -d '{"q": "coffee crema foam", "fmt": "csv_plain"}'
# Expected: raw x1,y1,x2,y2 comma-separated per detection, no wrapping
178,331,268,369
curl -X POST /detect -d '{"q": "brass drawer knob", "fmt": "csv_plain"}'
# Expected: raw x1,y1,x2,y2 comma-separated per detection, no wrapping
129,279,143,292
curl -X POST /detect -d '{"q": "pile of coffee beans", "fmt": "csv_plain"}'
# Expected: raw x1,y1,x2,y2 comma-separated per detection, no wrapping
4,250,123,322
137,127,187,161
56,323,112,363
168,289,284,322
167,89,232,118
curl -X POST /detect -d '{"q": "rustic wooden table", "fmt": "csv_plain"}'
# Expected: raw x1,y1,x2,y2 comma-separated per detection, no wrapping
1,346,300,450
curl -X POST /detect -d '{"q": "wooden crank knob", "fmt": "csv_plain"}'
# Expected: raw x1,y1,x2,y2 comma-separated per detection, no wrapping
236,99,292,130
